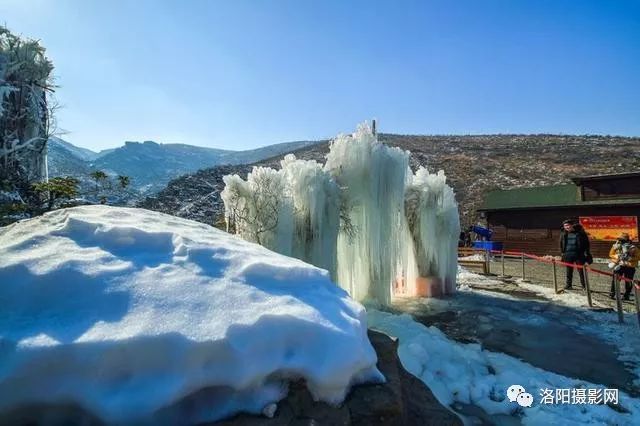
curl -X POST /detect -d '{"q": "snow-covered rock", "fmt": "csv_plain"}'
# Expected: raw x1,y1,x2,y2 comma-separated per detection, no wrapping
0,206,382,424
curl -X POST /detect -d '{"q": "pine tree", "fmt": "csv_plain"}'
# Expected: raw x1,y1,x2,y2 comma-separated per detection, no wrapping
117,175,130,189
90,170,108,192
32,176,78,211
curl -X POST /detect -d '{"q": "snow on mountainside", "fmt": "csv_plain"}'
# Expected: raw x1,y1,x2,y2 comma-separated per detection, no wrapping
0,205,382,424
47,137,93,180
140,133,640,226
48,137,99,162
47,138,321,196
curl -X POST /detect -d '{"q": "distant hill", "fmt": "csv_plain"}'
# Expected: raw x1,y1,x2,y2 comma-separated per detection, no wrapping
139,133,640,226
48,137,99,161
47,137,321,198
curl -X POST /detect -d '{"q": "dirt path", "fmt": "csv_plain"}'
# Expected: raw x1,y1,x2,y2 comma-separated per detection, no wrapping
391,282,639,398
486,257,638,313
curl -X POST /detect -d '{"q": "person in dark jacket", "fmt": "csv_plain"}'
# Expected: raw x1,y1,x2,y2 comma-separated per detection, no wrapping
559,219,593,290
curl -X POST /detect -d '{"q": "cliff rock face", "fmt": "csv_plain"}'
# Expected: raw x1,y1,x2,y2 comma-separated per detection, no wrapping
215,330,462,426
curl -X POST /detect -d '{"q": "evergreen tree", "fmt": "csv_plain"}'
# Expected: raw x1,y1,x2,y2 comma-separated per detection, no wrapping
90,170,108,192
117,175,130,189
32,176,78,211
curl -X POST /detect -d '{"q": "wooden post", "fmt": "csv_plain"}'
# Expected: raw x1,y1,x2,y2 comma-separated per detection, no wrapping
521,253,526,280
634,282,640,328
485,250,490,274
552,260,558,294
584,266,593,308
614,275,624,324
501,250,505,276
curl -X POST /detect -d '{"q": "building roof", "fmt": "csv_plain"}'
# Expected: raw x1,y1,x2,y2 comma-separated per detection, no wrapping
479,183,640,211
571,171,640,184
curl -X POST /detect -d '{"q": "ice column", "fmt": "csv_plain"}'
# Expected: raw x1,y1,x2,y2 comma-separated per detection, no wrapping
404,167,461,294
324,123,409,305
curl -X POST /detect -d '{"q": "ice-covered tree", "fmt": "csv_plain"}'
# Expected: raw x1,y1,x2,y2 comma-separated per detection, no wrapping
221,156,342,277
0,26,55,185
221,166,292,248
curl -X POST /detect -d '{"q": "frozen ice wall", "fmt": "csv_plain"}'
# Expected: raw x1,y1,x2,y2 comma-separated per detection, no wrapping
324,123,409,305
221,122,460,304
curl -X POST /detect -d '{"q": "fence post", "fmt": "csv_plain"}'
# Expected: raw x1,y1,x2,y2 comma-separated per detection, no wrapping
614,275,624,324
501,250,505,276
635,282,640,328
521,253,526,280
552,260,558,294
584,266,593,308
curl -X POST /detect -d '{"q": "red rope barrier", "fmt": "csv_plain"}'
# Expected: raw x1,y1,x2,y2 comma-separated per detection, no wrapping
460,248,640,287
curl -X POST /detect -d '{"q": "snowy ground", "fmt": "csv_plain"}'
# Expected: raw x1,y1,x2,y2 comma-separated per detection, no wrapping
0,206,382,424
369,268,640,425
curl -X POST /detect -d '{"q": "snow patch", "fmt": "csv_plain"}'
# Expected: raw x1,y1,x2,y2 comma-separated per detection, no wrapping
0,205,383,424
368,309,640,425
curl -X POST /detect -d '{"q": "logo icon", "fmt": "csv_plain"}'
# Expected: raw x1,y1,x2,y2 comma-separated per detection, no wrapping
517,392,534,407
507,384,533,407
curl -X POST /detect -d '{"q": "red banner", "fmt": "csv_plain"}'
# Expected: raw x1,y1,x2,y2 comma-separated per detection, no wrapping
579,216,638,241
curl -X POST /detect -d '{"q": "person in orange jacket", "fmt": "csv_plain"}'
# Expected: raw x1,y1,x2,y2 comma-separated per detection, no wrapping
609,232,640,301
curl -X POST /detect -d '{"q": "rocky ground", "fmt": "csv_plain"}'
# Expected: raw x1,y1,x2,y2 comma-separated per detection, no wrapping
138,134,640,227
215,331,461,426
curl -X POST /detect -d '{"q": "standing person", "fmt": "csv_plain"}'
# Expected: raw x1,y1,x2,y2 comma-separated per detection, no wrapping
559,219,592,290
608,233,640,301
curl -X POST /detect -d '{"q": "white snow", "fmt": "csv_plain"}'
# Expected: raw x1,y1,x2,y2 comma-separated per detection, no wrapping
0,205,383,424
459,253,485,261
456,265,505,288
515,279,604,308
368,309,640,425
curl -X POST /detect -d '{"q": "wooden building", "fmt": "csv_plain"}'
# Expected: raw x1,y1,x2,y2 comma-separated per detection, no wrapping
477,172,640,257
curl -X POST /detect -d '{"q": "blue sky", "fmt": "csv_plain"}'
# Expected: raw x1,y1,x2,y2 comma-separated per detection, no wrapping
2,0,639,151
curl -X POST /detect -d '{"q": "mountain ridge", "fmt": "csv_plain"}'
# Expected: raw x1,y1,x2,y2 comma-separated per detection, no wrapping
138,133,640,226
47,137,321,196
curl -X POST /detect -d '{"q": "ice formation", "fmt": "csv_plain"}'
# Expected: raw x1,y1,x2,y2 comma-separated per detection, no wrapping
404,168,461,294
222,122,461,304
0,206,382,424
324,124,410,305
